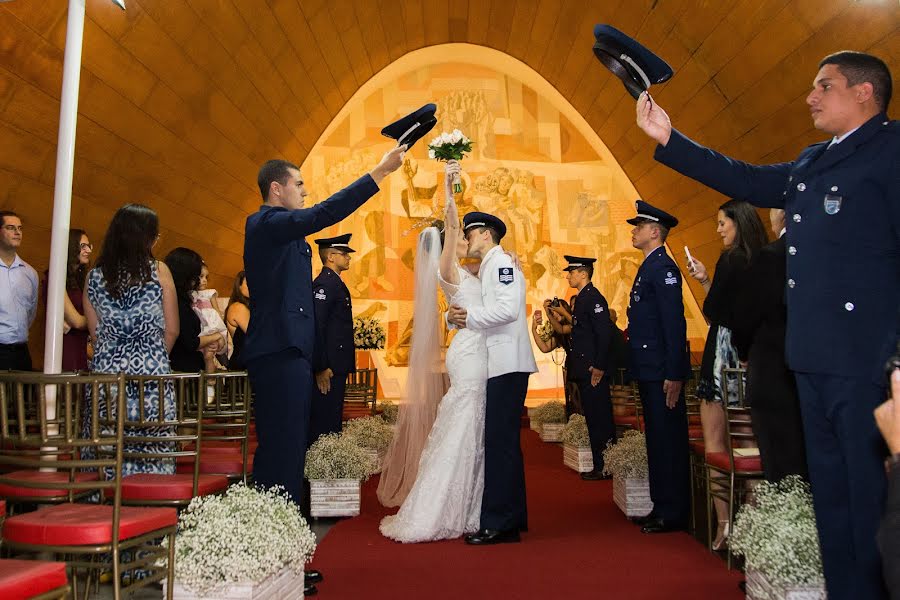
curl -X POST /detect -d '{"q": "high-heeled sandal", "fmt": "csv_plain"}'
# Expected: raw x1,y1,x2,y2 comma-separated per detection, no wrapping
712,520,730,551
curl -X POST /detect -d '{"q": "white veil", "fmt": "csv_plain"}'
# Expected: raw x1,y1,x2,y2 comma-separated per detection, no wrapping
377,226,446,507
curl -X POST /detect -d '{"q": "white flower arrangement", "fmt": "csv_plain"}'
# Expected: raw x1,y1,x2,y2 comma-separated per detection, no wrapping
353,317,386,349
426,129,473,161
730,476,825,588
530,401,567,425
601,430,649,478
377,399,398,424
562,414,591,447
174,483,316,596
304,432,376,480
342,416,394,453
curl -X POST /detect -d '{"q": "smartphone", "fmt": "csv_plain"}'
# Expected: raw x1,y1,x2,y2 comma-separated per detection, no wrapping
684,245,696,268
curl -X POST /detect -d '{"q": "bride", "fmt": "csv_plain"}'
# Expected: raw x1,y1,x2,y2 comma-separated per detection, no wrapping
379,161,488,543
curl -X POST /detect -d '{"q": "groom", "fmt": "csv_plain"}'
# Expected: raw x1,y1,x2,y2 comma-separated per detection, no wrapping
448,211,537,545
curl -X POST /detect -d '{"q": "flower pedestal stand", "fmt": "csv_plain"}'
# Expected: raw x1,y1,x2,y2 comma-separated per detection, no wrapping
361,447,386,474
309,479,361,517
612,475,653,517
539,423,564,442
745,569,826,600
563,444,593,473
172,567,305,599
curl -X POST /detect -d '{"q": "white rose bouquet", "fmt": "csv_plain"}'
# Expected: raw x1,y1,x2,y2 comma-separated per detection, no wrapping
427,129,473,193
353,317,386,349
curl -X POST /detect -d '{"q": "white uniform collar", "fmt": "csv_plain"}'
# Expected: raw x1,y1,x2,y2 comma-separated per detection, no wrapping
828,124,862,148
477,245,504,278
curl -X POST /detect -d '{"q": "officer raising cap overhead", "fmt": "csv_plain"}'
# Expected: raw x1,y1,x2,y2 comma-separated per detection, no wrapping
309,233,357,447
626,199,691,534
593,25,673,100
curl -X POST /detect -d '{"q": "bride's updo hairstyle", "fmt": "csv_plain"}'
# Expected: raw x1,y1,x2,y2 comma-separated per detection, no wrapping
430,219,446,248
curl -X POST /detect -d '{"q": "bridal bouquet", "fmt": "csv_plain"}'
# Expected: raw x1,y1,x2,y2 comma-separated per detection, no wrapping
353,317,386,350
174,483,316,595
730,476,824,589
427,129,473,193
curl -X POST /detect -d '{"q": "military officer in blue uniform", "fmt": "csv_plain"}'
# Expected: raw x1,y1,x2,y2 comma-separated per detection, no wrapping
626,201,691,534
308,234,357,445
637,51,896,598
563,255,615,480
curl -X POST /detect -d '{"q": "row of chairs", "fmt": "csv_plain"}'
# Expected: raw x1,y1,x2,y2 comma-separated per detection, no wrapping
0,370,254,600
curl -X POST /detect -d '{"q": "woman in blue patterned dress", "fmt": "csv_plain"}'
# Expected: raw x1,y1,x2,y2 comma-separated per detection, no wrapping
83,204,180,477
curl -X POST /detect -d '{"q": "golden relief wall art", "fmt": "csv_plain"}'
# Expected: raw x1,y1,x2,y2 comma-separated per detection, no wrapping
302,45,707,398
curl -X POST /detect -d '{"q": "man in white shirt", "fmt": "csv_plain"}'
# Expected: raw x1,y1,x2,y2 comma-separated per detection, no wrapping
0,211,38,370
449,211,538,545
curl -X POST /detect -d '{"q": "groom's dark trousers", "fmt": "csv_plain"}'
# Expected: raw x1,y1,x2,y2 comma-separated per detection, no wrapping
481,371,531,531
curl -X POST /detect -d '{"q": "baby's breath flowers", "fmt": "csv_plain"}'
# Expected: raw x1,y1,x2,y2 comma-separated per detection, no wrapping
601,430,649,478
304,432,376,481
531,401,567,425
342,416,394,453
562,414,591,447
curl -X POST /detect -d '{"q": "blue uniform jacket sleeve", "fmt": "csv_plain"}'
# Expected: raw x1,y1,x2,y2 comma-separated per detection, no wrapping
652,265,688,381
257,175,379,244
588,293,612,371
312,283,335,373
655,129,793,209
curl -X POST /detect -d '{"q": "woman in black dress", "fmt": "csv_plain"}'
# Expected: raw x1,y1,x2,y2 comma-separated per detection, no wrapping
224,270,250,371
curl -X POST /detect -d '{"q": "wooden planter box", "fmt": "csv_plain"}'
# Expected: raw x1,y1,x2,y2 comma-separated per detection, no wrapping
528,407,541,432
361,447,387,474
309,478,361,517
563,444,593,473
172,566,305,599
745,569,826,600
539,423,565,442
612,475,653,517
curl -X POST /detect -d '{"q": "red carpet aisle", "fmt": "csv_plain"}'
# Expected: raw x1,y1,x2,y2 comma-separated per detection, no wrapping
312,429,744,599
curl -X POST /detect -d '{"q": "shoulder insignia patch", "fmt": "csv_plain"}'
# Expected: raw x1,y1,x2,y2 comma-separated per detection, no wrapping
499,267,514,285
314,289,327,300
594,303,604,313
664,275,678,285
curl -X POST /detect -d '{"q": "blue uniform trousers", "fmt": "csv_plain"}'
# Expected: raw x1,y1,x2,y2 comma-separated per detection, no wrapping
638,381,690,523
247,349,311,505
794,373,887,600
577,376,614,472
481,372,530,531
308,375,347,446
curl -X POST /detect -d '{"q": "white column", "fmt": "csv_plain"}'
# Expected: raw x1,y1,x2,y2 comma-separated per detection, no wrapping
43,0,86,375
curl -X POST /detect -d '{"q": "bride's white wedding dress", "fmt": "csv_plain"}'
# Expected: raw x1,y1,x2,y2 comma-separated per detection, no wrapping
379,265,487,542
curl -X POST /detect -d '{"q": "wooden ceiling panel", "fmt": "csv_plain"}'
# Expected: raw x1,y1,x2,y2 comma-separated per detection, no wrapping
1,0,897,319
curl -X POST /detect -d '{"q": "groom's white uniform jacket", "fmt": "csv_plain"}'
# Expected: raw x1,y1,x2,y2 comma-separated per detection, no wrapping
465,245,537,379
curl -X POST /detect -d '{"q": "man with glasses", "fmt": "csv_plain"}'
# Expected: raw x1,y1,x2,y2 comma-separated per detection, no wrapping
0,211,38,370
309,233,358,444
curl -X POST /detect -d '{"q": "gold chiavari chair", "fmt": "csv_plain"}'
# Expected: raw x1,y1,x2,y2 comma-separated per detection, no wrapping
345,368,378,416
0,371,177,600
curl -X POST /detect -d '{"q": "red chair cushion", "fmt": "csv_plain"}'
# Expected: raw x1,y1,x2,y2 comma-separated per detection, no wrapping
0,499,5,517
614,415,644,430
0,559,68,600
705,451,763,473
117,474,229,501
176,452,253,476
2,503,177,545
0,470,98,498
687,426,704,440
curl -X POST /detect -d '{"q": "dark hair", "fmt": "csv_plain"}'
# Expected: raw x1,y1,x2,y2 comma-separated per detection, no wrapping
0,210,19,228
472,226,501,245
431,220,446,247
572,265,594,279
96,204,159,299
67,229,89,291
651,223,670,243
164,247,204,303
820,51,892,113
225,270,249,316
257,159,300,201
718,199,768,265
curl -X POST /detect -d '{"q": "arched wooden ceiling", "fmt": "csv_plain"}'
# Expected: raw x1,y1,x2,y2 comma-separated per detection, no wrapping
1,0,898,295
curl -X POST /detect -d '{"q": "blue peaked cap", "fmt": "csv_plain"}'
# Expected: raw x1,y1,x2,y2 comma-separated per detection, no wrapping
593,25,673,99
463,211,507,240
626,200,679,229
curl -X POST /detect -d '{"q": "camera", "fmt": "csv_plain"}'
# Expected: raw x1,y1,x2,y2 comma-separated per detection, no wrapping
886,341,900,385
550,297,561,308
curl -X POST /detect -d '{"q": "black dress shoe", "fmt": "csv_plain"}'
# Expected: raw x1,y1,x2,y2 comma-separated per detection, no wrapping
580,470,612,480
631,514,656,526
464,528,521,545
640,517,685,534
305,569,323,585
304,584,318,596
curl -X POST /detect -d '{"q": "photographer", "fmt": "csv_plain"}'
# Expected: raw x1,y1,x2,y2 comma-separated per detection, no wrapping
876,349,900,599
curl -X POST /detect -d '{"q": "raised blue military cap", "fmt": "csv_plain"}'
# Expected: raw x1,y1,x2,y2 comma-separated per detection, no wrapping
381,104,438,149
314,233,355,253
593,25,673,100
626,200,679,229
463,211,507,240
562,255,597,272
